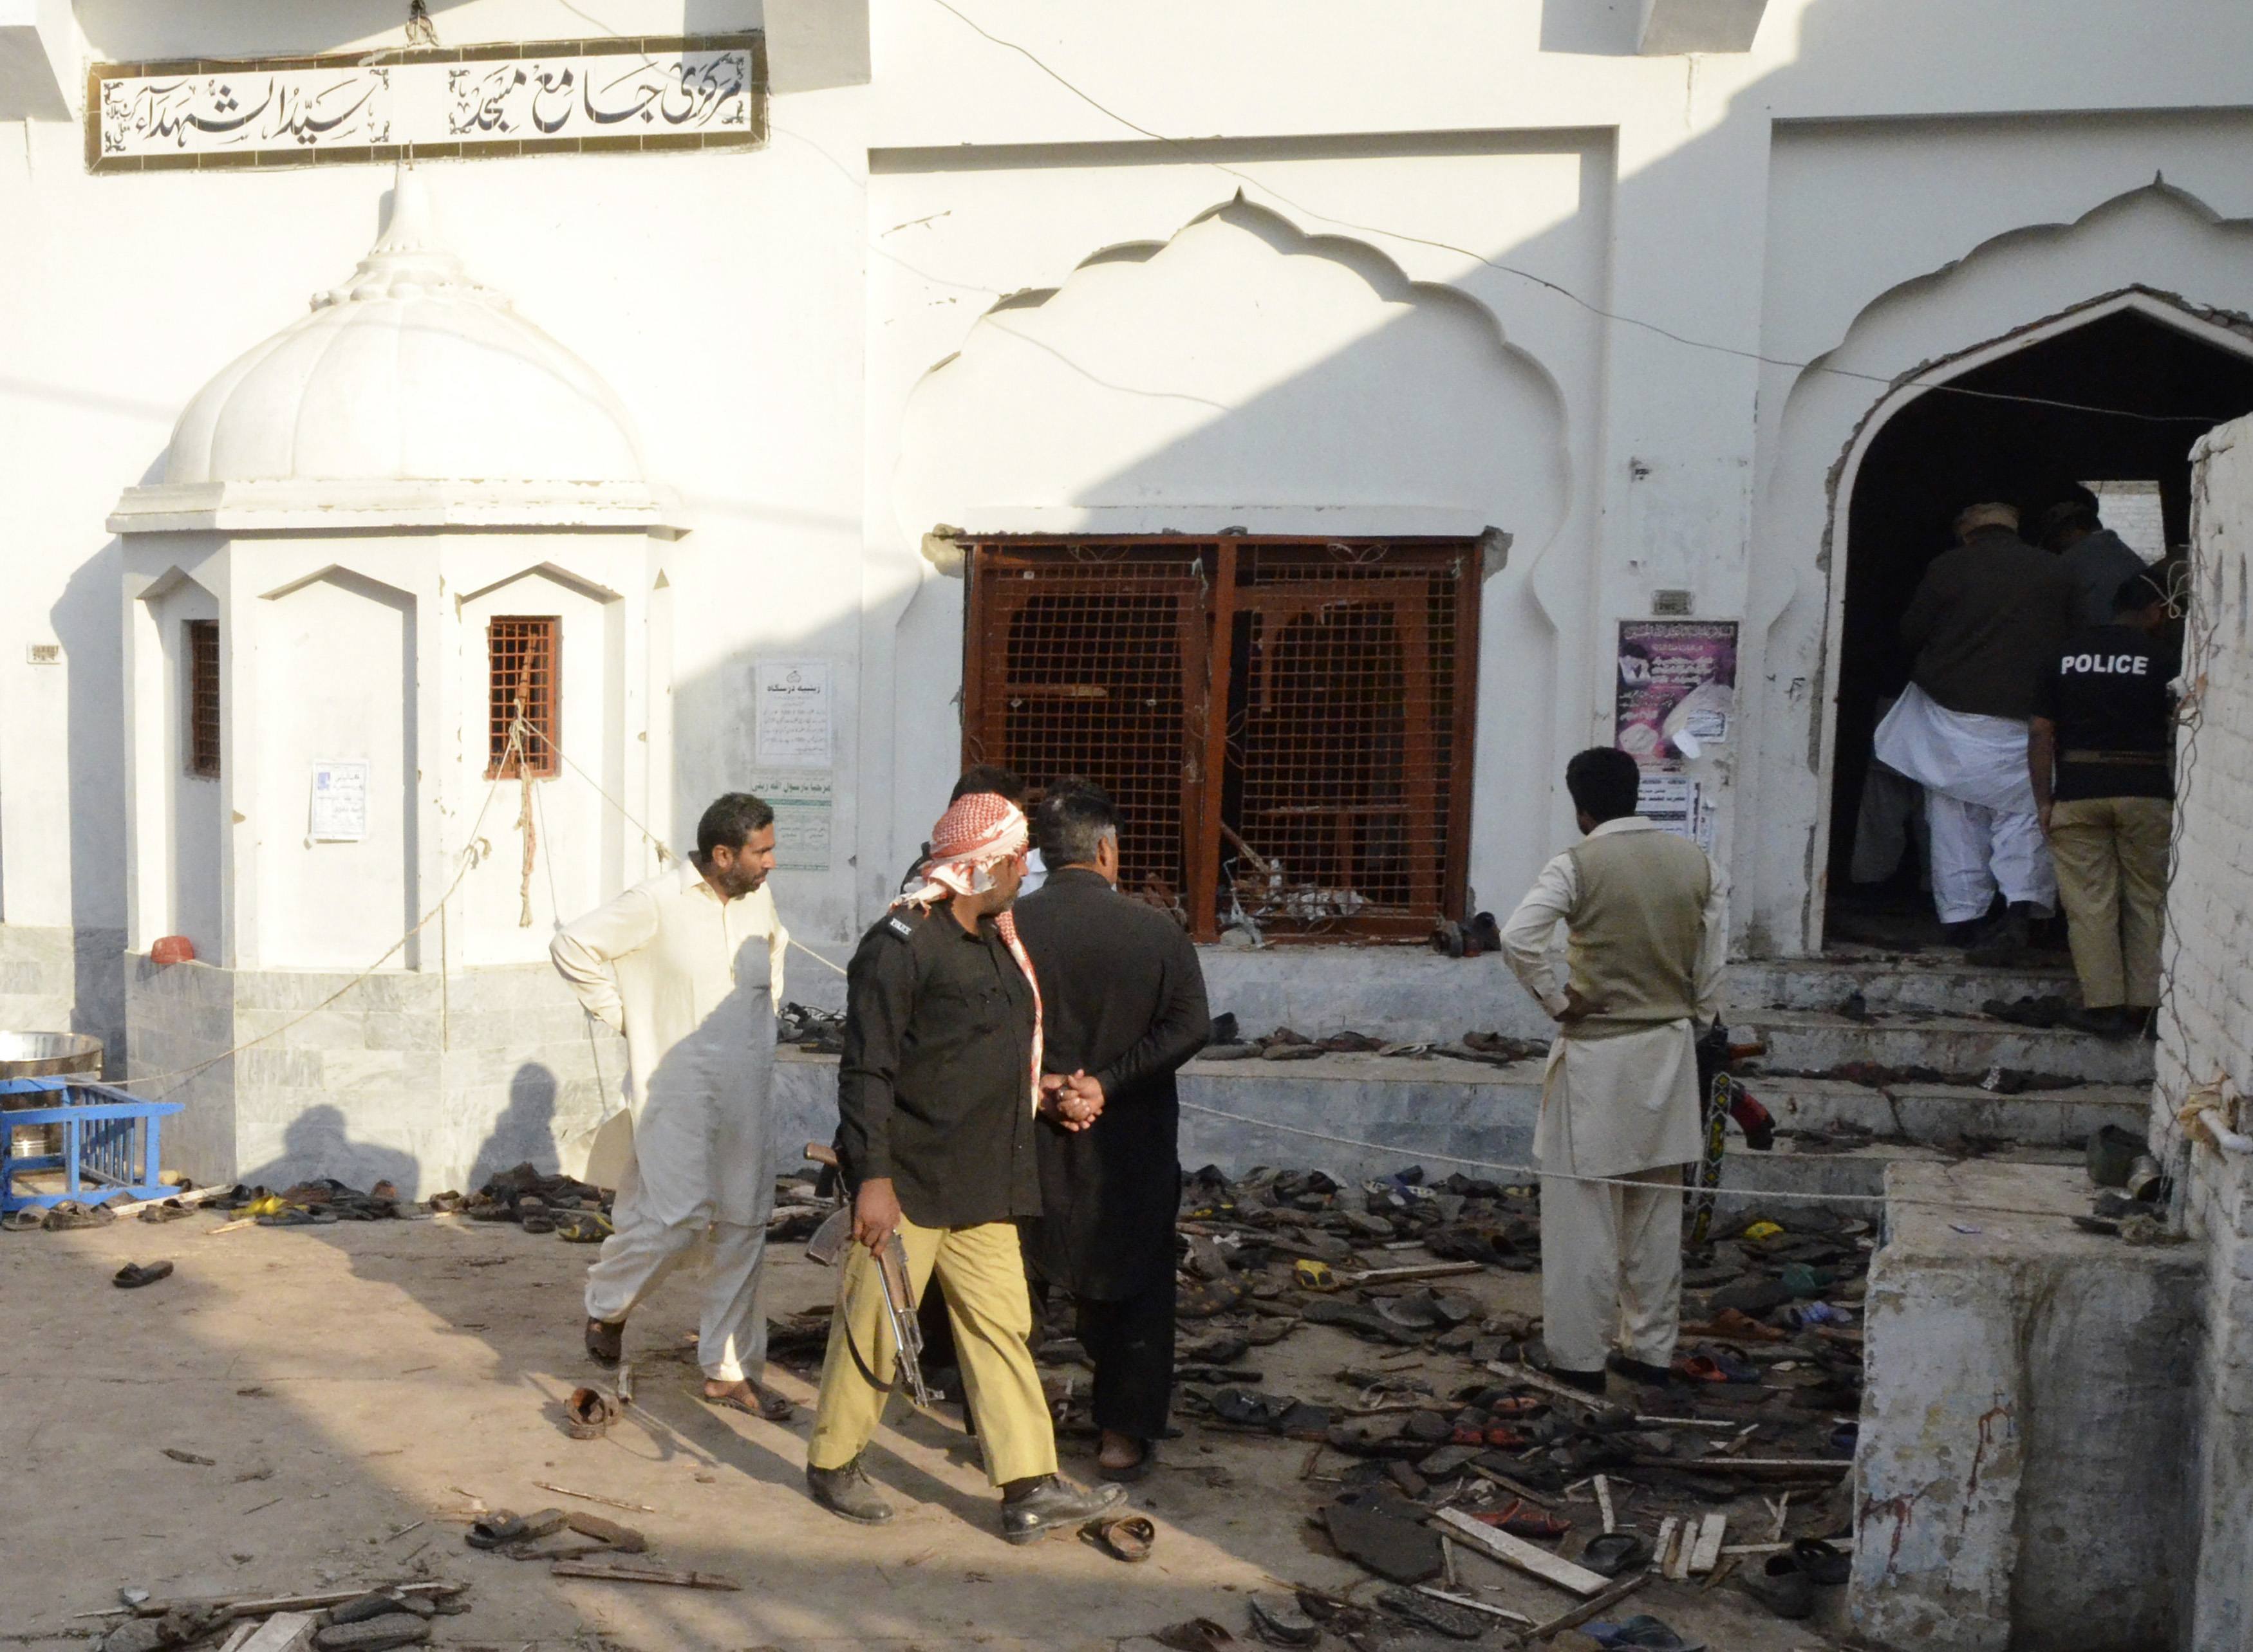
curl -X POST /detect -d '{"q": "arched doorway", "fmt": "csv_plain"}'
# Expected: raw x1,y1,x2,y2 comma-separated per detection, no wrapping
1821,292,2253,946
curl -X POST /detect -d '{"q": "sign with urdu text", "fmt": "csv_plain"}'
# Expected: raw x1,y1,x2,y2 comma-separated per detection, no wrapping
89,35,764,172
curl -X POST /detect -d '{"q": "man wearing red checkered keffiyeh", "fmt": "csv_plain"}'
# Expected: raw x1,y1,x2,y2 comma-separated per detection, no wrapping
807,789,1125,1542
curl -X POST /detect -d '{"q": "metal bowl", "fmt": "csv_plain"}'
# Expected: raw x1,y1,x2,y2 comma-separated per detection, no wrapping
0,1030,105,1080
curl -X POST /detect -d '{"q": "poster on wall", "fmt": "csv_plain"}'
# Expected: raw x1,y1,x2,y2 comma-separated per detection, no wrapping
1616,620,1738,762
754,659,834,769
1636,770,1716,853
308,760,369,841
753,768,834,872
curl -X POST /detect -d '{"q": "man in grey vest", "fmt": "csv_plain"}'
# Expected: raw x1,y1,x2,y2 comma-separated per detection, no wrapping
1500,747,1726,1393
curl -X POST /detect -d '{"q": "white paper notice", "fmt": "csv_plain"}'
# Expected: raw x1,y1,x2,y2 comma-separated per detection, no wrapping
754,660,834,769
1636,771,1699,843
753,768,834,871
309,760,369,841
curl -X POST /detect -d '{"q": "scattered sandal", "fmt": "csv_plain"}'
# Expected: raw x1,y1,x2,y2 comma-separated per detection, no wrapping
1377,1586,1489,1640
1078,1512,1155,1562
1580,1530,1654,1577
113,1261,174,1289
554,1211,612,1243
562,1387,619,1440
1246,1595,1320,1647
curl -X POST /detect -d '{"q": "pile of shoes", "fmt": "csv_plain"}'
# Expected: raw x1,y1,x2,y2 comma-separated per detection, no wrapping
203,1178,410,1225
777,1001,845,1054
440,1162,611,1239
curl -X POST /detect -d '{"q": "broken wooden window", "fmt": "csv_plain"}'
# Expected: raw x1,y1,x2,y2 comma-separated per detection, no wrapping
964,539,1479,941
184,618,221,779
487,615,560,779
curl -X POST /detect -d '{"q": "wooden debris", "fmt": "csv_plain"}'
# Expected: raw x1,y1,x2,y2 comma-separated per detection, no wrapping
1430,1508,1609,1598
1464,1463,1563,1510
1656,1516,1685,1581
1407,1585,1533,1626
1627,1455,1848,1476
533,1481,657,1514
1594,1475,1615,1536
234,1613,319,1652
133,1584,463,1620
1529,1572,1649,1642
1687,1513,1726,1575
1336,1261,1486,1285
550,1558,738,1590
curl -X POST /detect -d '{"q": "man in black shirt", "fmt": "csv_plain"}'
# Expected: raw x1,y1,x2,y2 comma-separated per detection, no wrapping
805,792,1123,1543
1015,783,1211,1481
2030,570,2177,1037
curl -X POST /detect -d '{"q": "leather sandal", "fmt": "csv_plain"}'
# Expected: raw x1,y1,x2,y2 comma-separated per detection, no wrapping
584,1317,624,1366
563,1387,618,1440
1078,1512,1155,1562
700,1380,795,1422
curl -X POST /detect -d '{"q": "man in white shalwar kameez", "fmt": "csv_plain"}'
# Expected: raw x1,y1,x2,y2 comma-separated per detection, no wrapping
1873,501,2075,949
1502,748,1726,1394
551,792,794,1420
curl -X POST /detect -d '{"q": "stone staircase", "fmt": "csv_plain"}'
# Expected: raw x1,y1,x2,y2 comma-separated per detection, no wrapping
772,944,2155,1201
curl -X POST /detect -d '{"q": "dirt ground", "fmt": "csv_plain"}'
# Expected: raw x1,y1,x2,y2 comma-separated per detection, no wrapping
2,1212,1851,1651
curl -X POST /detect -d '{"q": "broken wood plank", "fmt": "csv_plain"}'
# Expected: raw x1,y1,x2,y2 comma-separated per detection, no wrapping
550,1559,738,1590
1529,1572,1649,1641
234,1612,318,1652
1656,1516,1685,1581
1594,1475,1615,1536
1628,1456,1849,1474
1484,1361,1630,1419
1687,1513,1726,1575
1337,1261,1487,1285
1463,1463,1563,1510
135,1583,463,1619
532,1481,657,1514
1408,1584,1534,1626
1430,1507,1610,1598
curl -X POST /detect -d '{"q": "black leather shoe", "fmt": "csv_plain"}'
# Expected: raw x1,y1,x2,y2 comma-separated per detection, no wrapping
998,1475,1125,1545
807,1457,895,1525
1607,1350,1674,1386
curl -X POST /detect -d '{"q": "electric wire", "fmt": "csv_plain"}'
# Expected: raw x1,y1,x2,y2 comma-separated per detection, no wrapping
919,0,2239,428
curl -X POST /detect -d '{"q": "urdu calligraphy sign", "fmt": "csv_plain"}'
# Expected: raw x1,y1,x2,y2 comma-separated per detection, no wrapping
89,35,765,172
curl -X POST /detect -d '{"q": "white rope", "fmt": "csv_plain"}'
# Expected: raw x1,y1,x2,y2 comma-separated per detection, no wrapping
1175,1098,2097,1221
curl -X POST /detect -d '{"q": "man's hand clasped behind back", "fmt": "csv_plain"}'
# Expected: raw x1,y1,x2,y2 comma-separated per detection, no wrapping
1038,1070,1107,1133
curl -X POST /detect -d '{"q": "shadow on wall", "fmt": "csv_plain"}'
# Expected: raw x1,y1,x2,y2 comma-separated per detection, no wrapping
238,1102,421,1202
469,1061,563,1187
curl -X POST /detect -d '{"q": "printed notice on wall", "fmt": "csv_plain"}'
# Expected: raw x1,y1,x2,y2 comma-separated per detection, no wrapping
754,660,834,769
1616,620,1738,761
753,768,833,872
1636,771,1717,853
308,761,369,841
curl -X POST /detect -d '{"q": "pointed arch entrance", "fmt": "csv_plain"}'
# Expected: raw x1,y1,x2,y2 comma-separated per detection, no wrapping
1818,290,2253,945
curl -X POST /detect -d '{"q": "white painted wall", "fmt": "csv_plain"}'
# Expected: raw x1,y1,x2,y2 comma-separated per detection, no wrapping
13,0,2253,1012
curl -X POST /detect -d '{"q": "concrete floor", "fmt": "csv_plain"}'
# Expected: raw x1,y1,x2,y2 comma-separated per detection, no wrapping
3,1214,1851,1651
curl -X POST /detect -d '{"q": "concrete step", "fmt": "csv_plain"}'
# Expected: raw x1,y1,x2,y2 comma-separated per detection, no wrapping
1734,1007,2155,1087
1752,1075,2147,1151
774,1050,2142,1219
1191,945,2093,1048
1728,951,2077,1017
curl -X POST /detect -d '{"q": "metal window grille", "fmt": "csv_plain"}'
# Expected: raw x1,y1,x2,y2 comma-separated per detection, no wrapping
965,539,1478,941
184,619,221,779
487,616,559,779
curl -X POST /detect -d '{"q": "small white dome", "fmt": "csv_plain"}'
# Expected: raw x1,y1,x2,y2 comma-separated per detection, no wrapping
162,169,648,488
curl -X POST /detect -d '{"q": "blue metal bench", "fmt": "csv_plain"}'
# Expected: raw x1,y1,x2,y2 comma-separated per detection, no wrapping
0,1078,185,1214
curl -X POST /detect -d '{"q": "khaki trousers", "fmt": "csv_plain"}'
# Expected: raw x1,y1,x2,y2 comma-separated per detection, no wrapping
2050,796,2171,1009
807,1218,1056,1487
1539,1166,1685,1373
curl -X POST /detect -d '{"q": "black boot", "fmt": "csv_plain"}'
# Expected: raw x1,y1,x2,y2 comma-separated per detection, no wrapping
998,1474,1125,1545
1966,901,2037,965
807,1456,895,1525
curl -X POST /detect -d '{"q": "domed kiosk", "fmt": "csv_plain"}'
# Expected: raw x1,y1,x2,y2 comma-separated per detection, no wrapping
112,168,682,1194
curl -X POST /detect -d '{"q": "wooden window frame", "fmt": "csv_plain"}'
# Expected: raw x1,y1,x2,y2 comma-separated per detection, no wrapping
963,536,1481,943
486,615,561,780
183,618,221,780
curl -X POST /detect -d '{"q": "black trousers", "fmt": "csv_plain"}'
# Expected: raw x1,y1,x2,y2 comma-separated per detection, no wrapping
1076,1277,1175,1442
